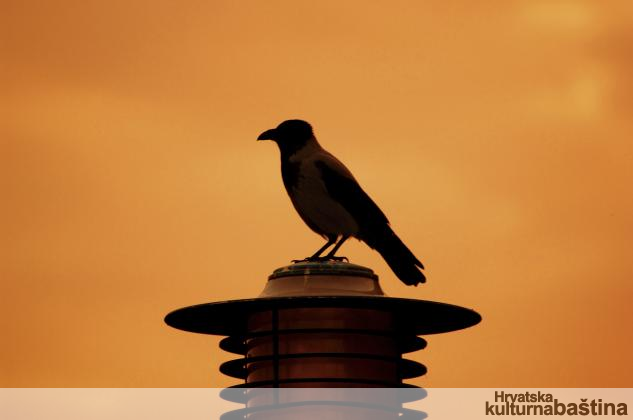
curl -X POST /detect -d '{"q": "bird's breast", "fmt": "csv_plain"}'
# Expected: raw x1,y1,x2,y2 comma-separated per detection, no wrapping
284,160,358,237
281,159,301,191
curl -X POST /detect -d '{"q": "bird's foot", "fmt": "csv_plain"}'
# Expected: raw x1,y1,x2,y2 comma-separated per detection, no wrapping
325,256,349,262
292,256,349,263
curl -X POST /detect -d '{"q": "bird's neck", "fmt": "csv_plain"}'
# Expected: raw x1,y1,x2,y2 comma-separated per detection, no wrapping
280,136,322,162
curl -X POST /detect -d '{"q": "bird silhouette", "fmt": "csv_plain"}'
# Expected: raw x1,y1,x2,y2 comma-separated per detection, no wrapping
258,119,425,286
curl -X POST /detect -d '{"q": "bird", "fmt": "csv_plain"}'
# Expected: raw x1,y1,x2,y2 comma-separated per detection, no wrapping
257,119,425,286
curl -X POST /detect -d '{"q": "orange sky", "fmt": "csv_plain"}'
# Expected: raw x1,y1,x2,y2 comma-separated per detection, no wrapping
2,0,632,387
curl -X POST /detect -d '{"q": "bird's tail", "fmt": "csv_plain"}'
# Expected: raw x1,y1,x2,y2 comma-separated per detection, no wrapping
365,225,426,286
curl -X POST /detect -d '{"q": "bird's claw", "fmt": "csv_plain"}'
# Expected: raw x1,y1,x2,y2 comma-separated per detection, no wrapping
326,256,349,262
292,256,349,263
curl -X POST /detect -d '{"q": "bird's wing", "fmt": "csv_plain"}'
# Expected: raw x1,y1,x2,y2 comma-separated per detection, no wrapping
314,151,425,285
313,152,389,232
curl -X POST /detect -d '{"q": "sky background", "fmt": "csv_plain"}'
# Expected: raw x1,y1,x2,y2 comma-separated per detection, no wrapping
2,0,632,387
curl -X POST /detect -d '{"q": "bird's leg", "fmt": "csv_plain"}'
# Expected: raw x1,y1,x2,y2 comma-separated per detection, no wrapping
292,238,336,263
310,238,337,259
323,235,350,262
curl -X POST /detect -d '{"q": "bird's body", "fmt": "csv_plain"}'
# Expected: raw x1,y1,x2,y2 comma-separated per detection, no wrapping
284,147,359,238
258,120,426,286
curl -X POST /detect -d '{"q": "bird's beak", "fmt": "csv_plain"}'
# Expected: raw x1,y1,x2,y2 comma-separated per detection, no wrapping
257,128,276,141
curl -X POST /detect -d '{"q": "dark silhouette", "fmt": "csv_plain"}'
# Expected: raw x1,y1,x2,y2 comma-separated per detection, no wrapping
257,119,426,286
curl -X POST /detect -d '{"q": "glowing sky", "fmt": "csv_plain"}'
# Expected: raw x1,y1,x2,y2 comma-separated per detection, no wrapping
2,0,632,387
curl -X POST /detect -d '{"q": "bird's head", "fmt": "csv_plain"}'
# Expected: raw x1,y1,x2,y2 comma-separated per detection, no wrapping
257,120,315,154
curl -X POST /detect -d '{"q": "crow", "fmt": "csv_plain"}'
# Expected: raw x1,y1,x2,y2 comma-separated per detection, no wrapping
257,119,425,286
